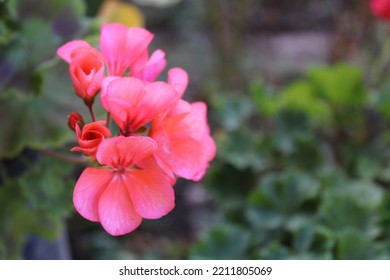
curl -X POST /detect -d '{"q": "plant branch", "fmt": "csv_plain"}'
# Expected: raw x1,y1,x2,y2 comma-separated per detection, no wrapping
39,148,89,165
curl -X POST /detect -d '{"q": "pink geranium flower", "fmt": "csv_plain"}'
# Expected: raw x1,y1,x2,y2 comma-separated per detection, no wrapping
101,77,179,135
73,136,175,236
57,23,154,79
58,22,216,236
150,100,216,181
100,23,153,76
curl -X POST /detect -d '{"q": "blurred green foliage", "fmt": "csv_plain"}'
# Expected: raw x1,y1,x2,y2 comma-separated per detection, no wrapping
0,0,99,259
0,0,98,157
192,64,390,259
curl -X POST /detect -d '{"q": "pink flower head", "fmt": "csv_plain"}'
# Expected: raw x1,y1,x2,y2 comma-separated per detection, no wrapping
150,100,216,181
69,47,105,103
131,49,167,82
58,23,216,236
100,23,154,76
371,0,390,21
73,136,175,236
57,41,105,103
71,121,111,160
101,77,179,135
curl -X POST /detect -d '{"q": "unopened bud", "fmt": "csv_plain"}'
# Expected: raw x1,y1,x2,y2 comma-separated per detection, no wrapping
68,112,84,131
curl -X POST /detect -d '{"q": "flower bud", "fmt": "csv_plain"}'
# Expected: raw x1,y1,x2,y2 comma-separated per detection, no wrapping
68,112,84,131
71,121,111,160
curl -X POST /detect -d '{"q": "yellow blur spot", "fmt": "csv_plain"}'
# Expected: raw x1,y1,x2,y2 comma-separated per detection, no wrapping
98,0,145,27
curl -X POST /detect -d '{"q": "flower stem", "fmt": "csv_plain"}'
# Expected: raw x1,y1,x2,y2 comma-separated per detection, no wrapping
87,103,96,122
39,148,89,165
106,112,111,129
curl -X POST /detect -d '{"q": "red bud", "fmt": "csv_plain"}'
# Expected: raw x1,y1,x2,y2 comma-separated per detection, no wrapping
68,112,84,131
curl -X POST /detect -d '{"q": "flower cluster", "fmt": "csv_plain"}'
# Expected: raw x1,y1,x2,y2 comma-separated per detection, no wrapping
58,23,216,236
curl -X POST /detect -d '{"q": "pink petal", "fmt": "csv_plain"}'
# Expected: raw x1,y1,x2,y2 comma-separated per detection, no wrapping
104,77,179,133
100,23,153,76
128,168,175,219
163,101,205,140
98,174,142,236
188,102,212,138
57,40,91,63
100,76,120,110
142,49,167,82
73,167,113,222
148,125,175,178
168,67,189,98
170,136,216,181
151,101,216,181
131,50,149,79
125,27,154,66
96,136,158,169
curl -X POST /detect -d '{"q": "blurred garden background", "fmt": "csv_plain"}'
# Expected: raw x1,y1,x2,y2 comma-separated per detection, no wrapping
3,0,390,259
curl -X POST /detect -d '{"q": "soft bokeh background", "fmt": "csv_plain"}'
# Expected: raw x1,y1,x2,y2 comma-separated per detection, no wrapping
2,0,390,259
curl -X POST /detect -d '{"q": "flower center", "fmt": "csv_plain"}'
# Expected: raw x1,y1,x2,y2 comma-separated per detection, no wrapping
113,165,127,174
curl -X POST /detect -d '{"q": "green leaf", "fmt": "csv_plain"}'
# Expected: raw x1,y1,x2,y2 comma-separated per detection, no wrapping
19,155,74,220
245,207,284,231
249,81,277,115
216,128,265,170
191,225,251,259
0,155,75,258
0,179,38,259
276,81,331,124
308,64,367,107
335,229,379,260
256,171,320,214
205,163,257,201
0,61,87,158
212,94,253,131
292,225,314,253
257,243,291,260
19,18,61,67
319,179,383,237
